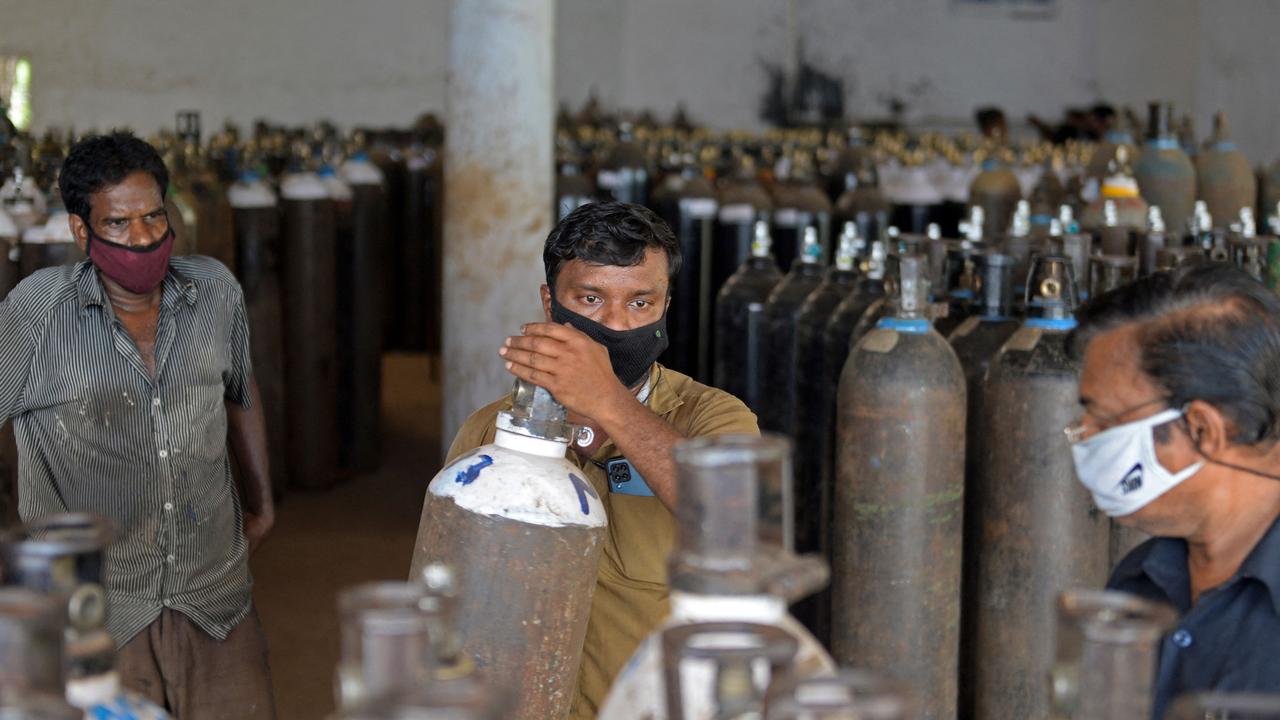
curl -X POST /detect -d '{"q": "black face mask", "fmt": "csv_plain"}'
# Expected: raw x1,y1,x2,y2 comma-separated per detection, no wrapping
549,295,668,388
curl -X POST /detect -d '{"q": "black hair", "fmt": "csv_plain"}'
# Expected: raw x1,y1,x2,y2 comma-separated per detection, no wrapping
1071,263,1280,446
543,201,681,292
59,132,169,223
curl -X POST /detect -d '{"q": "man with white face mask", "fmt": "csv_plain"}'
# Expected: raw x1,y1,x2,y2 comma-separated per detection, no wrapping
1067,262,1280,718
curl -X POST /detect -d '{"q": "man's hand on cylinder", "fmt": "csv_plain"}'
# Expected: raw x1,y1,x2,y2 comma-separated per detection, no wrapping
499,321,628,423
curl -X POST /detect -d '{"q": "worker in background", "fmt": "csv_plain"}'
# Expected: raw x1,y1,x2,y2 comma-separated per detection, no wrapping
0,133,276,718
446,201,758,718
1068,263,1280,719
975,106,1008,141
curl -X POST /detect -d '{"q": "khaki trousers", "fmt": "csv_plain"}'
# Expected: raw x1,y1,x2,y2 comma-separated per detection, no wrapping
117,607,276,719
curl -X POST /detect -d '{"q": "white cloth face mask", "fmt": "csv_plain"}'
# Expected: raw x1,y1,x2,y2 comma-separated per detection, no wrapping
1070,408,1204,517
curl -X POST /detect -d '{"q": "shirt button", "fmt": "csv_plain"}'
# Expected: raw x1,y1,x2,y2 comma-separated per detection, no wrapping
158,449,168,459
166,554,175,563
163,502,173,511
152,397,161,407
162,597,171,607
1172,629,1194,648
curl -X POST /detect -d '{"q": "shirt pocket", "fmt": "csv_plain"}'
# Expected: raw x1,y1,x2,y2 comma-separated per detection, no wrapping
172,383,229,465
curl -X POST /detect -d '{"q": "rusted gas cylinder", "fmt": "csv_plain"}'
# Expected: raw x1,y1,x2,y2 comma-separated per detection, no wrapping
1082,148,1148,252
1049,591,1177,720
846,254,909,352
770,151,832,272
967,256,1111,720
761,226,827,437
19,208,83,278
1196,112,1256,229
934,241,981,337
597,123,649,207
337,153,389,473
1133,102,1197,236
832,254,965,720
832,148,889,252
969,154,1022,240
280,170,340,491
1084,125,1138,191
410,381,606,720
186,154,237,271
713,221,782,416
712,154,772,301
397,143,442,352
789,224,864,644
652,158,718,382
0,587,80,717
819,241,888,501
229,169,289,493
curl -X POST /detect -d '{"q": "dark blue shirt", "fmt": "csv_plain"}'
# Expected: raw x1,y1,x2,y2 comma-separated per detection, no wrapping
1108,514,1280,719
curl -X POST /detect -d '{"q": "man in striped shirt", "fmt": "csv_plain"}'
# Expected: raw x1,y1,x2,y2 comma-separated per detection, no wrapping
0,133,275,717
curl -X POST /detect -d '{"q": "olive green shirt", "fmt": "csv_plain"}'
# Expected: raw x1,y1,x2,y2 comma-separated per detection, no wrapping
445,363,759,718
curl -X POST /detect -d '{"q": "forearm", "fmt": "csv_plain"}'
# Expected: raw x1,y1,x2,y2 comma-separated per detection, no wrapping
595,394,685,514
226,379,273,518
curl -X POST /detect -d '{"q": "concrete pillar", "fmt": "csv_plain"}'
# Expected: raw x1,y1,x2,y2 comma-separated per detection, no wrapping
441,0,555,452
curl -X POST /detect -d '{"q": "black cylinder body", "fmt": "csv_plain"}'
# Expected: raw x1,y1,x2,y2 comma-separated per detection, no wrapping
281,193,340,490
713,256,782,416
233,204,288,493
771,183,832,272
833,320,965,720
967,322,1111,720
370,151,407,348
760,260,826,436
789,263,861,646
654,174,718,382
396,149,442,351
337,182,387,473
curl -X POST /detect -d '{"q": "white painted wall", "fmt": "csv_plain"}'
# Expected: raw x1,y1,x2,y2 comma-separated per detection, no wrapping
2,0,1276,158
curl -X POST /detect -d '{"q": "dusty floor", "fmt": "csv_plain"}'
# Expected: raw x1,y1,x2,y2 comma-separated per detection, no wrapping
251,353,442,720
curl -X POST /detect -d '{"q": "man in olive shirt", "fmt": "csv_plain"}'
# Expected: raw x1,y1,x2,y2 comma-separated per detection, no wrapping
446,201,758,717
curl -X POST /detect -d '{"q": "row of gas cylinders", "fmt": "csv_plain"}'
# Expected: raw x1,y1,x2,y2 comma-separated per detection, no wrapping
0,115,449,493
561,103,1269,387
405,381,1276,719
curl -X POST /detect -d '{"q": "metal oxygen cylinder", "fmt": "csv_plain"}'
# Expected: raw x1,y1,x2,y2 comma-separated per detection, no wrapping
1228,208,1268,282
598,434,832,720
791,223,864,645
819,240,888,513
713,220,782,415
1002,200,1035,295
597,122,649,206
761,225,827,437
652,155,718,382
0,514,170,717
967,256,1111,720
0,588,80,719
1134,102,1197,237
280,164,340,490
1089,254,1138,300
711,153,773,375
949,253,1020,719
229,166,289,493
409,380,606,720
771,150,832,272
764,670,915,719
337,151,388,473
1138,206,1169,277
934,241,981,337
833,253,965,720
1196,111,1256,229
329,579,507,720
832,130,890,245
969,151,1023,240
1049,590,1177,720
661,622,798,720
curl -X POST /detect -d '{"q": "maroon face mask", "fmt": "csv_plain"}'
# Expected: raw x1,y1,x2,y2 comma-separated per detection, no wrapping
86,226,175,294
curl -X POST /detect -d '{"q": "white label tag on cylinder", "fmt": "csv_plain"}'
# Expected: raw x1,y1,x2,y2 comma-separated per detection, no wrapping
681,198,718,219
718,203,755,224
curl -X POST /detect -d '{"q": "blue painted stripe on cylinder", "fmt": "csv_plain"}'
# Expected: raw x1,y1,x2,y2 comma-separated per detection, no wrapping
876,317,931,334
1025,317,1078,331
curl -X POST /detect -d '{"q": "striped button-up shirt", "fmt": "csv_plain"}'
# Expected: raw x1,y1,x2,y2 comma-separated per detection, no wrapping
0,257,255,645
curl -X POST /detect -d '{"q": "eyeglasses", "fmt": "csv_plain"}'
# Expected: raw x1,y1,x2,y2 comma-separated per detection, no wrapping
1063,397,1170,444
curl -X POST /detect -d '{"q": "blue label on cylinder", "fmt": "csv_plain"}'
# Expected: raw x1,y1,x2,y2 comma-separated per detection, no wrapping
876,317,931,334
978,314,1014,322
1025,317,1078,331
1147,138,1182,151
1212,141,1238,151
